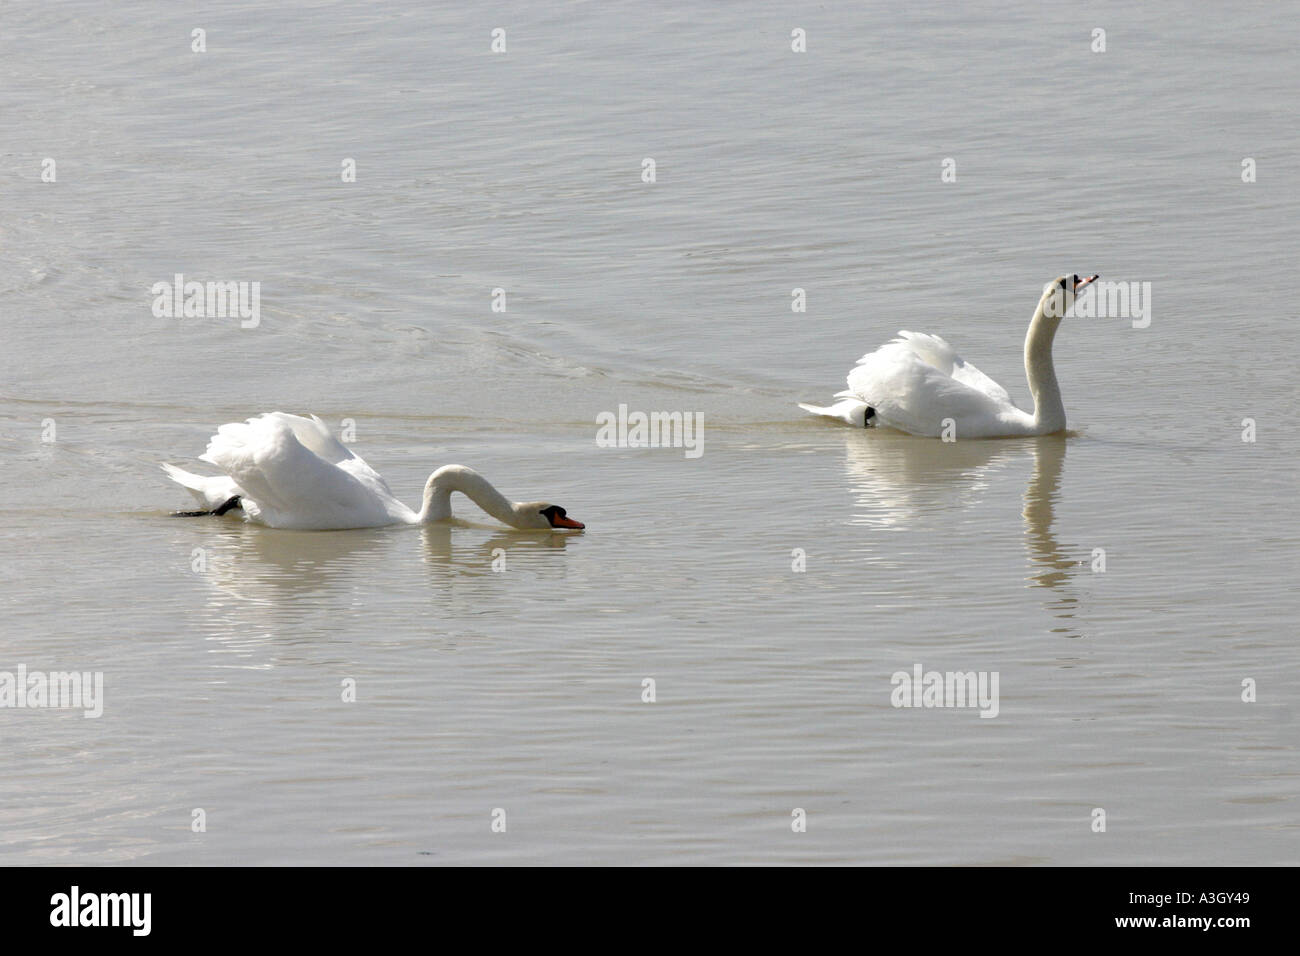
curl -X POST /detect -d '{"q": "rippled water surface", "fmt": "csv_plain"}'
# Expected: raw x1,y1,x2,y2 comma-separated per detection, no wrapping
1,1,1297,864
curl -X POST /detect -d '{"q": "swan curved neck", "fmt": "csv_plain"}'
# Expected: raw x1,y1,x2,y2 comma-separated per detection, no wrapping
418,465,523,527
1025,302,1066,433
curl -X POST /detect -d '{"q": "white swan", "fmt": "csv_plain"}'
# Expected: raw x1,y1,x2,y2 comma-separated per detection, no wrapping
799,274,1098,438
162,412,585,531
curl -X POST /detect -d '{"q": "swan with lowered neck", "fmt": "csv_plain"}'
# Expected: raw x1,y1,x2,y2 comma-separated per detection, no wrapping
799,274,1098,438
162,412,585,531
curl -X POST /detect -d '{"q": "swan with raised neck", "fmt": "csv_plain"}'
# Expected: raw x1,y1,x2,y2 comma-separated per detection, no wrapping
798,273,1098,439
1023,275,1081,434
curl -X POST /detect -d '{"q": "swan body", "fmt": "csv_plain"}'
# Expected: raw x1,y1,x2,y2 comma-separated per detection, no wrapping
163,412,584,531
799,274,1097,439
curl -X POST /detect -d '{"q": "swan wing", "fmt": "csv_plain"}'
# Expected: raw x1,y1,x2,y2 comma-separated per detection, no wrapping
248,411,397,500
846,334,1024,438
258,412,393,489
890,331,1017,407
199,413,398,528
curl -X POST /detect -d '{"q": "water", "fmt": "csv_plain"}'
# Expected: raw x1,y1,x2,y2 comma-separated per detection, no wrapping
1,1,1296,865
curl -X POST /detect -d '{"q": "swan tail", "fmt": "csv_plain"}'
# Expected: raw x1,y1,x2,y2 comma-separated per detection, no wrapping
798,398,875,428
161,463,241,510
161,462,208,498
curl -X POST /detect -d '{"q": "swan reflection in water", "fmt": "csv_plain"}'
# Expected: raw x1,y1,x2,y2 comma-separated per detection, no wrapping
168,518,579,665
418,521,574,584
192,521,392,604
839,431,1082,636
842,430,1020,529
185,518,576,617
1019,436,1081,634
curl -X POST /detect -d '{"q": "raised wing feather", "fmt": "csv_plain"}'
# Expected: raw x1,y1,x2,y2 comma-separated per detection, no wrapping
277,413,397,503
264,412,393,491
891,331,1017,407
200,413,396,528
845,333,1024,438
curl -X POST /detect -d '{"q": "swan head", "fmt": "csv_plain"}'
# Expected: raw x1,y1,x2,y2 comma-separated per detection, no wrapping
518,502,585,531
1039,273,1099,319
421,465,585,530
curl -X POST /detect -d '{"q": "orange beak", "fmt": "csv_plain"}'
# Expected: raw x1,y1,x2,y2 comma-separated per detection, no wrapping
553,515,585,529
1074,273,1099,292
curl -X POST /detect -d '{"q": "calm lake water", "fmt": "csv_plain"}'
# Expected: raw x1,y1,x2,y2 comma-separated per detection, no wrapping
1,1,1296,865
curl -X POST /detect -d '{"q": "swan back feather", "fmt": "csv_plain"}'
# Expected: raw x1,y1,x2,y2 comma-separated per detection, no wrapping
844,332,1032,438
198,412,410,529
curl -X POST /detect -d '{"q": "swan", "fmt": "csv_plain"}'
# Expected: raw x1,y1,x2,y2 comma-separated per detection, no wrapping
162,412,585,531
799,274,1098,438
